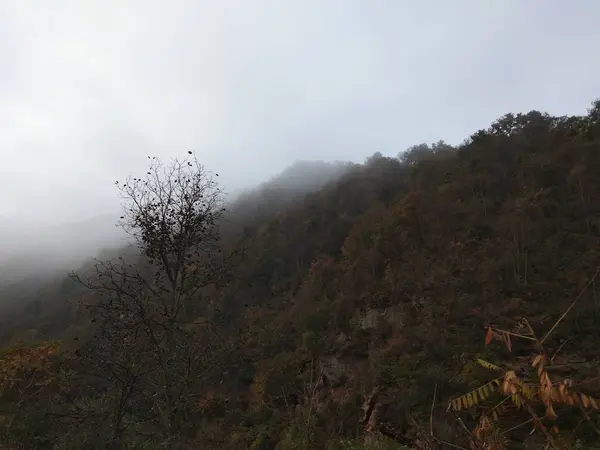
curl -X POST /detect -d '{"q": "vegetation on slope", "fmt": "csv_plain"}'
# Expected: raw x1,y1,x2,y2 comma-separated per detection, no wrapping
0,99,600,448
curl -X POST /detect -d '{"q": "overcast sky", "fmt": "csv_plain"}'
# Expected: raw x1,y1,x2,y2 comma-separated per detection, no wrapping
1,0,599,225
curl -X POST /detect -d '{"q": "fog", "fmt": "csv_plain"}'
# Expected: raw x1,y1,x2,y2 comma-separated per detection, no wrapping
0,213,128,283
0,159,354,284
1,1,600,281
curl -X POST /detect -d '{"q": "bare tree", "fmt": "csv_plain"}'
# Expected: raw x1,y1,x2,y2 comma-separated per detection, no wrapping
65,153,241,446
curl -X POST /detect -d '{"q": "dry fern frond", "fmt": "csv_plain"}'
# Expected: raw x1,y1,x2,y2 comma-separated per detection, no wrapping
449,272,600,448
447,378,502,412
550,382,600,410
476,358,503,372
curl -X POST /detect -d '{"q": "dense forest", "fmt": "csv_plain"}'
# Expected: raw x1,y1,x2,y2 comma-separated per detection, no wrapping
1,99,600,449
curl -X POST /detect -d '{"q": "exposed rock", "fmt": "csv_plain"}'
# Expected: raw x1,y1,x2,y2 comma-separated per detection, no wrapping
361,387,380,431
319,356,347,386
361,309,384,330
335,332,349,345
383,306,405,327
360,307,405,330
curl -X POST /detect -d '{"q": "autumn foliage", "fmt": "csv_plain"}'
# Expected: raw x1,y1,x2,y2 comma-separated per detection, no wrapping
0,99,599,448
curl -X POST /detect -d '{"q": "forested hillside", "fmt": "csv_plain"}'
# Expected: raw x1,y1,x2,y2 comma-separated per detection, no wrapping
1,99,600,449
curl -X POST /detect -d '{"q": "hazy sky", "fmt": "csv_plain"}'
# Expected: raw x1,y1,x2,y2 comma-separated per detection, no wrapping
1,1,599,225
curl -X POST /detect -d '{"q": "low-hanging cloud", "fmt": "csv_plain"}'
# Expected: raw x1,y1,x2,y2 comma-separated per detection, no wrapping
1,0,600,225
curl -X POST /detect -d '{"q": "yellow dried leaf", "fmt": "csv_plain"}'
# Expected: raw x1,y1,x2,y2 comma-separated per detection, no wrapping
511,394,521,408
482,384,490,398
581,394,591,408
476,358,502,371
521,384,534,400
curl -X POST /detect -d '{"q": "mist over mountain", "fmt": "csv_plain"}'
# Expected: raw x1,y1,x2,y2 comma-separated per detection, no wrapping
0,213,128,283
0,160,350,286
229,159,354,225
